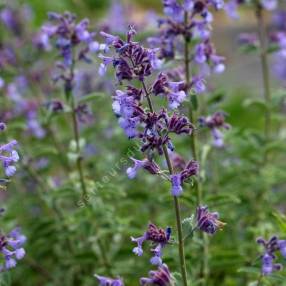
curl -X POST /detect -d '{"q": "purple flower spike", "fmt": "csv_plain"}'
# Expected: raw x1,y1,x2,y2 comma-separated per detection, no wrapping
94,274,124,286
140,264,173,286
196,206,225,235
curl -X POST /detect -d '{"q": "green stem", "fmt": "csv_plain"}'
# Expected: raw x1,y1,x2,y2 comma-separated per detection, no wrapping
184,10,207,285
142,81,189,286
66,56,88,204
256,6,272,140
70,94,88,203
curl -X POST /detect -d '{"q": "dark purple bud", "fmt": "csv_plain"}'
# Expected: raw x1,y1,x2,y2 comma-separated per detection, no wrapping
0,122,7,131
140,264,173,286
167,113,193,135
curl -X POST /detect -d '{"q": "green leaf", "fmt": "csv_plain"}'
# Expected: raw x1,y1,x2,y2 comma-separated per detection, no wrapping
78,92,105,103
243,98,268,111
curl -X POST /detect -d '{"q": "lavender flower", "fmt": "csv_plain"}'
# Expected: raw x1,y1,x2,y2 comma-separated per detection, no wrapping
94,275,124,286
0,140,19,177
0,227,26,271
171,160,199,196
140,263,173,286
196,205,225,235
126,158,160,179
131,223,171,265
152,73,187,109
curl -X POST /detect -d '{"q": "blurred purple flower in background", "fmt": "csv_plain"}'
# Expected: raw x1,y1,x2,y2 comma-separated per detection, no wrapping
0,227,26,271
199,112,230,148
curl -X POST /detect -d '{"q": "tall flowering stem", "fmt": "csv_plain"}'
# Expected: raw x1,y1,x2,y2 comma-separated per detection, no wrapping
40,12,103,203
142,81,189,286
255,5,272,141
99,26,198,285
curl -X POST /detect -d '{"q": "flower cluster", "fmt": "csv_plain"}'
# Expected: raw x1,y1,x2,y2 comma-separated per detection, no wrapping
131,223,171,265
0,227,26,271
42,12,101,67
199,111,230,148
149,0,225,76
0,137,19,177
257,236,286,275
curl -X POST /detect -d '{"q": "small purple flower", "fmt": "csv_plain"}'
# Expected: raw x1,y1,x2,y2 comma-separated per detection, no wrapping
94,275,124,286
261,253,282,275
170,174,183,196
126,157,160,179
170,160,199,196
0,140,19,177
140,263,173,286
131,223,171,265
196,205,225,235
191,76,206,94
152,73,187,109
